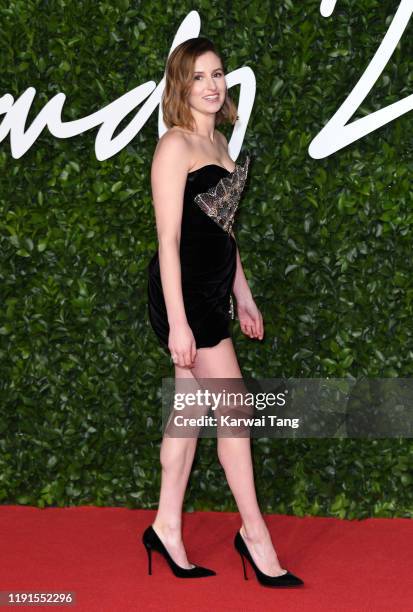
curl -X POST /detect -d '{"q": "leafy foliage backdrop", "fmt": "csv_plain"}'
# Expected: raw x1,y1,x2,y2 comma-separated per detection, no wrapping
1,0,412,517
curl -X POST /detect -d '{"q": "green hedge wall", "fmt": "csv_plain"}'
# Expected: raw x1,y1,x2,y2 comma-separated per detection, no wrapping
1,0,412,518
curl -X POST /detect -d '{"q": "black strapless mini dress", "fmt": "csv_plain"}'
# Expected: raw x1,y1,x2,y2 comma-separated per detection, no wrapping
147,152,251,351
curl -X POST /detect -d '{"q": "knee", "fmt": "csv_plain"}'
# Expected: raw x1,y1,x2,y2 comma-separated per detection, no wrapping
217,435,250,468
160,437,196,471
217,437,230,469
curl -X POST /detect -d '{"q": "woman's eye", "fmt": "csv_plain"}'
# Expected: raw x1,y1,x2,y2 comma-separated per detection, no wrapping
194,72,223,80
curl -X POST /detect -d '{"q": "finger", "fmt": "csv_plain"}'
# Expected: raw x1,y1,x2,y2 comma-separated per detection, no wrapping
185,349,193,368
249,319,257,337
254,319,261,337
252,314,262,339
187,350,194,367
191,343,197,366
245,323,252,336
259,314,264,338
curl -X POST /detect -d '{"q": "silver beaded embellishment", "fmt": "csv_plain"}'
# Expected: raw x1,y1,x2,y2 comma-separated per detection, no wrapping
194,154,251,234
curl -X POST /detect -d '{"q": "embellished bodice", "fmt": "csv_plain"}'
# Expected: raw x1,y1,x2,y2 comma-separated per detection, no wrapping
148,151,251,324
182,152,251,237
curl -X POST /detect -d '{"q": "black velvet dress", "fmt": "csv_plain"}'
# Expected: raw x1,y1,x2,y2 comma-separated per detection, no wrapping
147,152,250,351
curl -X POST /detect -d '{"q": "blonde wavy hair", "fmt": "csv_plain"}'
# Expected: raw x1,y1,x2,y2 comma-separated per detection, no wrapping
162,37,238,131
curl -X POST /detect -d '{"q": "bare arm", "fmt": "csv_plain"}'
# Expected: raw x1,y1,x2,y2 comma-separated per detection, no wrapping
215,130,253,302
150,133,190,327
230,229,253,302
217,132,262,339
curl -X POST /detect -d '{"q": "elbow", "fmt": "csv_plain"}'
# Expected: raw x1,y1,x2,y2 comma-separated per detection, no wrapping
158,233,180,252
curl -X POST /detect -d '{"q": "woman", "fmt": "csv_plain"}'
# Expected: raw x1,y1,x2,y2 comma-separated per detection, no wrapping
144,37,303,588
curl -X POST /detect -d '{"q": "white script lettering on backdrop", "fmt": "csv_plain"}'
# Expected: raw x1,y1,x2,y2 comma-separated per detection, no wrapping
310,0,413,157
0,4,411,160
0,11,255,162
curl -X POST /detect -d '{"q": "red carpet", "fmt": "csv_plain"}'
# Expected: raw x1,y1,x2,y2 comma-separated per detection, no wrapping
0,506,412,611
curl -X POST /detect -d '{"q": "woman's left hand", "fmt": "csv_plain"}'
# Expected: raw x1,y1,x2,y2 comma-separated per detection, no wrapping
235,294,264,340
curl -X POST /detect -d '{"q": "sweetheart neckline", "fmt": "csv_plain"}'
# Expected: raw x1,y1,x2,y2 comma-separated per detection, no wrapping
188,163,235,175
188,153,250,176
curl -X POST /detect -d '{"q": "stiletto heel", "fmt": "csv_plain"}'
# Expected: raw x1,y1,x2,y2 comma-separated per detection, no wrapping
142,525,216,578
239,551,248,580
234,530,304,588
144,542,152,575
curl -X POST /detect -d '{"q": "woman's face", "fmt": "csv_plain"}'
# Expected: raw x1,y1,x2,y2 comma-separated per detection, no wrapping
188,51,226,116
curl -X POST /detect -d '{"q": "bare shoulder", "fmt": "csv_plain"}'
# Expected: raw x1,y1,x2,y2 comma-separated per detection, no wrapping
153,128,190,163
152,128,192,177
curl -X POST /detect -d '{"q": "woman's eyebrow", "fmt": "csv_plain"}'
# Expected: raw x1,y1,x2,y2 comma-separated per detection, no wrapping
193,68,223,73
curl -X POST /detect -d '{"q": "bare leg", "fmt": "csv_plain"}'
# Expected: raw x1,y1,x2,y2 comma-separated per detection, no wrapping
191,337,287,577
151,365,202,569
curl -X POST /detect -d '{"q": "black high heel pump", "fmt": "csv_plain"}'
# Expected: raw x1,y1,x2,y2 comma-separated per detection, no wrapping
234,530,304,587
142,525,216,578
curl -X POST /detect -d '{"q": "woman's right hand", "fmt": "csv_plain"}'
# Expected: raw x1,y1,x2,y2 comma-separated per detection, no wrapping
168,322,197,368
